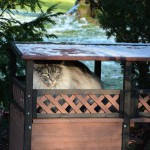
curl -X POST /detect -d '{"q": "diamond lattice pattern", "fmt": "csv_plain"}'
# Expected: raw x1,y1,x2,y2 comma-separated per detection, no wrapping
36,94,120,114
138,95,150,112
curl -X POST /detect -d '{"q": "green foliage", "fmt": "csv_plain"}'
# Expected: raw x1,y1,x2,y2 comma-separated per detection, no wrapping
0,0,42,12
0,0,63,107
97,0,150,43
96,0,150,88
0,3,62,43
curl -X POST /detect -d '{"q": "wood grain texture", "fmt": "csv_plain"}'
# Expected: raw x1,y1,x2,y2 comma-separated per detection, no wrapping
11,42,150,61
13,82,25,108
9,104,24,150
32,118,122,150
33,118,123,123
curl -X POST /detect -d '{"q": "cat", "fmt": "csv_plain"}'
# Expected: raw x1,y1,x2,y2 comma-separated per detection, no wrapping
33,61,103,113
33,61,103,89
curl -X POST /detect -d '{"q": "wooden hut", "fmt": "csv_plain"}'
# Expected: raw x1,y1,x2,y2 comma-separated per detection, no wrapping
9,42,150,150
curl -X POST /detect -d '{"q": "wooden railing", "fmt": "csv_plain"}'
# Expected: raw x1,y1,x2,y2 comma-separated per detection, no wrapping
132,89,150,118
12,78,150,119
12,78,25,110
32,89,123,118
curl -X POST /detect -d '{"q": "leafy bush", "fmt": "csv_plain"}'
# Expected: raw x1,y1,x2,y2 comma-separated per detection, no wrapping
0,0,62,107
95,0,150,88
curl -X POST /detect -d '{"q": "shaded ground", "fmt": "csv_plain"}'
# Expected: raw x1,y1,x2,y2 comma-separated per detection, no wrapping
129,124,150,150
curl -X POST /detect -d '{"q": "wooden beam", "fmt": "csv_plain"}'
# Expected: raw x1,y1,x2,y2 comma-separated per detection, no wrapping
37,113,120,118
122,61,132,150
36,89,121,95
9,49,17,150
94,61,101,79
23,60,34,150
9,49,17,101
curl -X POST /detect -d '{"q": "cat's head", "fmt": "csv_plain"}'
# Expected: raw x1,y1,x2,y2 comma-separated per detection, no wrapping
34,64,62,87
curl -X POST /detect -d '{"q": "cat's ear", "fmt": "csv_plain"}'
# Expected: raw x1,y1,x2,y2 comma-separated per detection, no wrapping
52,64,63,69
54,64,63,70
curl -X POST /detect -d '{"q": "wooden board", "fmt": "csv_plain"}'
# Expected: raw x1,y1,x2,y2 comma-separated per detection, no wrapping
9,104,24,150
11,42,150,61
32,118,122,150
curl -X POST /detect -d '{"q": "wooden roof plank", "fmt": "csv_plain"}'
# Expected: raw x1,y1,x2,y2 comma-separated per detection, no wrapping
10,42,150,61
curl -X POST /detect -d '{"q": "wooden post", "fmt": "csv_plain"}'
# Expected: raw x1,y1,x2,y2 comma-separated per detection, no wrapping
119,90,124,118
122,61,132,150
94,61,101,79
9,49,17,150
9,49,17,104
9,50,16,79
24,60,34,150
131,89,139,118
32,89,38,119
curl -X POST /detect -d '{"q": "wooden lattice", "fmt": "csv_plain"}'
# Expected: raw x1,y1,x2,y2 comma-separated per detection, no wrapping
13,83,24,108
36,94,120,114
138,95,150,112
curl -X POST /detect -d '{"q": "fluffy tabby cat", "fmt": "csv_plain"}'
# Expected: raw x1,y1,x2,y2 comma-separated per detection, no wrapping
33,61,103,89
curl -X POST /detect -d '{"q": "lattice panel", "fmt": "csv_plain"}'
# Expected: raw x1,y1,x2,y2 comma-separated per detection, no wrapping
13,83,24,108
138,95,150,112
36,94,120,114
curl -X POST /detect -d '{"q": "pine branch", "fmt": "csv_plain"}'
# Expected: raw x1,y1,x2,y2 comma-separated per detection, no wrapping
47,3,61,13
